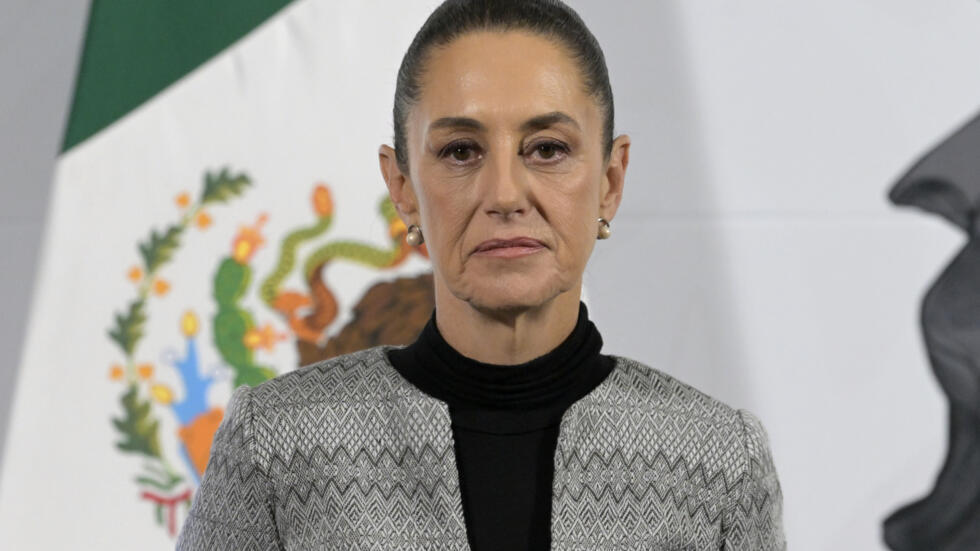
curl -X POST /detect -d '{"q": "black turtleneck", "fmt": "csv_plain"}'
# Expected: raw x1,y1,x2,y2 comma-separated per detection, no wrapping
386,301,615,550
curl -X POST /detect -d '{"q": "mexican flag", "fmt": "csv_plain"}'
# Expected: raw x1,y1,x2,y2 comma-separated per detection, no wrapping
0,1,440,548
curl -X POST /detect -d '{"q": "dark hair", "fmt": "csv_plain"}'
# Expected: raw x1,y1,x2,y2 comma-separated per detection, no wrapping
392,0,615,173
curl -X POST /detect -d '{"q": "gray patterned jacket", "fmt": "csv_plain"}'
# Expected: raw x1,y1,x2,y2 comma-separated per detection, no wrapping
176,344,786,550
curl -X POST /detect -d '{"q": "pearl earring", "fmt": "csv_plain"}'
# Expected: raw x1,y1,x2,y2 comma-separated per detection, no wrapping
597,217,611,240
406,224,424,246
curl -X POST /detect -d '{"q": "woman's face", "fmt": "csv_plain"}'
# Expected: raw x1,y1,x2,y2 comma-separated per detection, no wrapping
380,30,629,314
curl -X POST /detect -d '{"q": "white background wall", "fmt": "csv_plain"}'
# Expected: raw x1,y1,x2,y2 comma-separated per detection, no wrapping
0,0,89,472
2,1,980,548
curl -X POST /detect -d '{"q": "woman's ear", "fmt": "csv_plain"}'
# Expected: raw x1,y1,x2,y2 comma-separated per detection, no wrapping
599,134,630,222
378,144,419,224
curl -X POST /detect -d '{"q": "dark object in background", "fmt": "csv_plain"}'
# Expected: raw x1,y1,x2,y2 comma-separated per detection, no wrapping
884,109,980,550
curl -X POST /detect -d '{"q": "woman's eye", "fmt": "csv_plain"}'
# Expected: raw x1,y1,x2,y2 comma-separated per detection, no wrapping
440,141,481,163
526,140,568,162
537,143,558,159
451,146,472,161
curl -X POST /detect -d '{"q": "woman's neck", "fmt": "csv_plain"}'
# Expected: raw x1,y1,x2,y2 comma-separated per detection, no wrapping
433,279,583,365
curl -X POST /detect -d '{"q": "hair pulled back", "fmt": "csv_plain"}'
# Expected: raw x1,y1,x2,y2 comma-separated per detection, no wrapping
392,0,615,173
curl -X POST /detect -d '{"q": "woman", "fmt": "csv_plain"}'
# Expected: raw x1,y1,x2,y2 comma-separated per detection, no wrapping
177,0,786,549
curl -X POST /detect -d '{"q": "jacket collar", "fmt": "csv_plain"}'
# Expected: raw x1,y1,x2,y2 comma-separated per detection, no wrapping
375,344,625,549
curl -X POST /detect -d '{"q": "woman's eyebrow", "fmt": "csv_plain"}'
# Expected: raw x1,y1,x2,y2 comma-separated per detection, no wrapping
520,111,580,132
427,111,580,134
429,117,486,132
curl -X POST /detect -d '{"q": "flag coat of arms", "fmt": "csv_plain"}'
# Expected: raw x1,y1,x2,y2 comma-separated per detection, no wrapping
0,1,443,548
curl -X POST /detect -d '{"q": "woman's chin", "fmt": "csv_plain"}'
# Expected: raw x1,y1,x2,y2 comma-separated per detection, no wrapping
460,277,567,314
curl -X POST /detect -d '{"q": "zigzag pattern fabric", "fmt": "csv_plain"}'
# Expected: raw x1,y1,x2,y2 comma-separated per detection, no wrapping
176,345,785,550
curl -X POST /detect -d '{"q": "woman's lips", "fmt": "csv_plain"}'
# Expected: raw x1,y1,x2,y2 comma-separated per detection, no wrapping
473,237,546,258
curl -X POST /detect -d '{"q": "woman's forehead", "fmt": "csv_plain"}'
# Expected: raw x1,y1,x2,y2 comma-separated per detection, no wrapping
413,30,598,131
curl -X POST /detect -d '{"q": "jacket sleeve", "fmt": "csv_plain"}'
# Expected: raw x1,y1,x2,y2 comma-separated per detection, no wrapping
721,408,787,550
176,384,282,550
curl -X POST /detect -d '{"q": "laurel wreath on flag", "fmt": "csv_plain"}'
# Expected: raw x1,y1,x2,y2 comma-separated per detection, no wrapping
105,168,253,536
104,167,430,538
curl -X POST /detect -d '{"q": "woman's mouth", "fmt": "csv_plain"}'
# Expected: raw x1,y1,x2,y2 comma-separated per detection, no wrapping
472,237,546,258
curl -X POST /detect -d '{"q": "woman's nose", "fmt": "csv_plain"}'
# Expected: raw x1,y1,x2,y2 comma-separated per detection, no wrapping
481,149,529,219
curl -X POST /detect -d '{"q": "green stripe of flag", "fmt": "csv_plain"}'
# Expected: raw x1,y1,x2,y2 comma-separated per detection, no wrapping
62,0,294,152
